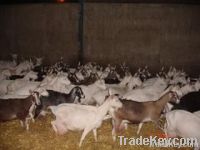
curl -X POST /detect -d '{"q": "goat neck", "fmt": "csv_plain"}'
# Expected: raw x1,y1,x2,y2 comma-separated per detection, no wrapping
155,91,172,112
96,99,112,120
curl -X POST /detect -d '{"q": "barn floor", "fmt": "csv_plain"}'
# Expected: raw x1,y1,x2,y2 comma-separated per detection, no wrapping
0,114,193,150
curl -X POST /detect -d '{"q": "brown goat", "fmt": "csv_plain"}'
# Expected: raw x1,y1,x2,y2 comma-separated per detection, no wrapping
111,91,179,141
0,92,40,130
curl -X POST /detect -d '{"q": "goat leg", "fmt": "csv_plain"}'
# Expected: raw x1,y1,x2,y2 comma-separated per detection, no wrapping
51,121,58,134
164,123,169,138
79,127,92,147
34,104,43,119
29,102,36,122
20,120,24,127
154,120,165,132
112,119,123,141
137,123,143,135
25,117,30,131
112,119,117,141
119,122,125,132
93,129,97,142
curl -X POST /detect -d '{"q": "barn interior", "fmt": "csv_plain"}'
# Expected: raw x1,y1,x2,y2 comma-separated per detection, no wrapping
0,0,200,150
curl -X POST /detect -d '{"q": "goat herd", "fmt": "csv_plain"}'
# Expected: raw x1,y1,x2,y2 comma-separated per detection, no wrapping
0,55,200,149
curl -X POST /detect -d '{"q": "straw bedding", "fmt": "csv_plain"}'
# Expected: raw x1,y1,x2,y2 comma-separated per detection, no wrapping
0,114,193,150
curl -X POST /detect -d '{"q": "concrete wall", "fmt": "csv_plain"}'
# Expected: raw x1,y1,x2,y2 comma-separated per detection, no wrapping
84,3,200,74
0,4,79,64
0,3,200,75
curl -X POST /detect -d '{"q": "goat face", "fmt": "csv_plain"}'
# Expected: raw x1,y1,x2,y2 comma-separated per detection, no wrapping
75,87,85,99
106,95,122,109
169,91,180,104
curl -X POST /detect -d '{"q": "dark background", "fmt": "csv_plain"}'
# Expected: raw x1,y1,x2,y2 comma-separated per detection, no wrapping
0,1,200,75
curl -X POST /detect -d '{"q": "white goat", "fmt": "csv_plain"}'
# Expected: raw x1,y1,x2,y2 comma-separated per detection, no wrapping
7,71,38,93
173,83,196,98
37,73,71,94
165,110,200,150
106,75,142,97
79,79,107,105
9,81,41,96
194,111,200,118
15,60,34,75
123,77,168,102
194,80,200,91
0,80,13,95
49,94,122,147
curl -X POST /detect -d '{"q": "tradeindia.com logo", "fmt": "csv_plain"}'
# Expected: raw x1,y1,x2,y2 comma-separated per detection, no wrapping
118,135,199,148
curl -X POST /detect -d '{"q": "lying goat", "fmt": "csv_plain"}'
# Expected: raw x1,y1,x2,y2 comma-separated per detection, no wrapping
111,91,179,141
0,91,40,130
34,86,85,118
49,94,122,147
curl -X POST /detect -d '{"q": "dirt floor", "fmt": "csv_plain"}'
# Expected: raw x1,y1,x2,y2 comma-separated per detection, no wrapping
0,114,193,150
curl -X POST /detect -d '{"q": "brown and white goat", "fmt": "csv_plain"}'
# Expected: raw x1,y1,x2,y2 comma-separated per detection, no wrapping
0,91,40,130
110,91,179,141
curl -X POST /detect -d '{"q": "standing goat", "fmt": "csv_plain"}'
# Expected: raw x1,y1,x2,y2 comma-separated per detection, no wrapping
49,94,122,147
111,91,179,141
34,86,85,118
0,91,40,130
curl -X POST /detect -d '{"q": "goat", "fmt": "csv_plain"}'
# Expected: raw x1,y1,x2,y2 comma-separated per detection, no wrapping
111,91,179,141
172,83,196,98
164,110,200,150
105,75,142,98
172,91,200,112
9,81,41,96
0,91,40,130
93,75,134,106
15,60,34,75
194,111,200,118
5,71,39,94
123,77,168,102
37,73,71,94
49,94,122,147
34,86,85,118
79,79,107,105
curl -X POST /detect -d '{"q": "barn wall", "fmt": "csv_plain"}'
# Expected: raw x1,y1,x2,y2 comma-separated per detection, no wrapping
84,3,200,74
0,3,200,75
0,4,79,65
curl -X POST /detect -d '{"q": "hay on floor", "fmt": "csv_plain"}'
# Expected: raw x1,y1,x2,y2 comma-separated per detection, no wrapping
0,114,193,150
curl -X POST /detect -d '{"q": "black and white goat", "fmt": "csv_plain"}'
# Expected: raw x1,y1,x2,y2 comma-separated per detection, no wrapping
34,86,85,118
